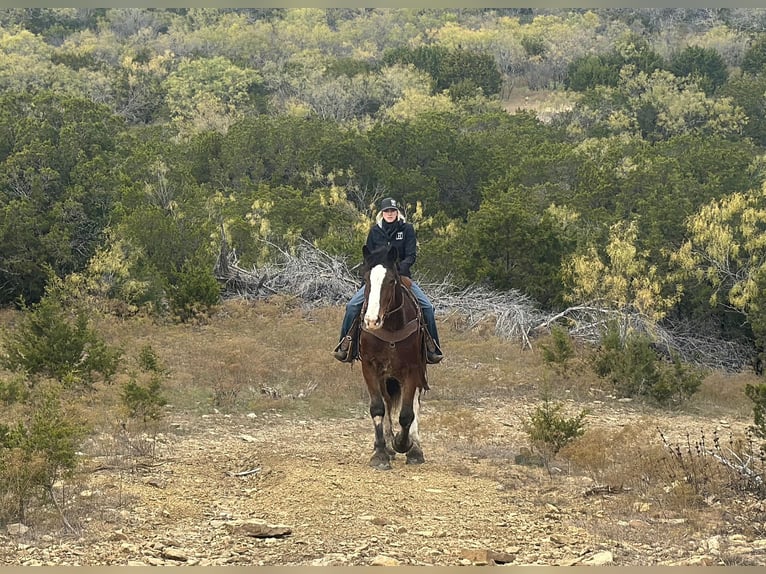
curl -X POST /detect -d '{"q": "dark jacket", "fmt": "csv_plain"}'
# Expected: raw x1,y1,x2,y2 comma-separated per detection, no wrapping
365,217,417,277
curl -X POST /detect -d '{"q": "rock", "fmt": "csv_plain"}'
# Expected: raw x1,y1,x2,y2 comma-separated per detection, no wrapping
162,547,189,561
370,555,400,566
460,548,516,565
579,550,613,565
7,523,29,536
225,519,292,538
311,553,349,566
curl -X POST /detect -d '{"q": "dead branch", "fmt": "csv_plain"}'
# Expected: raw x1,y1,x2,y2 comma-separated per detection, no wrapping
214,237,755,371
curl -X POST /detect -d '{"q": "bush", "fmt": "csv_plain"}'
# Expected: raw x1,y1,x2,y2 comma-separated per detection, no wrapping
121,375,167,425
590,321,701,406
121,345,168,427
0,373,29,405
523,396,587,457
540,324,575,376
0,385,88,524
1,295,122,387
169,256,221,322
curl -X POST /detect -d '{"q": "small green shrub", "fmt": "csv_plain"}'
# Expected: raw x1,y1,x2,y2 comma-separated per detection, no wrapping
121,375,167,425
170,256,220,322
653,355,704,406
0,373,29,405
1,295,122,387
540,324,575,376
0,385,88,523
591,321,659,397
590,321,701,405
138,344,164,374
523,396,587,457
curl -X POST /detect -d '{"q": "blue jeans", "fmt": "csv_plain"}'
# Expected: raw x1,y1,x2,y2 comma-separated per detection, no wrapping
339,281,441,348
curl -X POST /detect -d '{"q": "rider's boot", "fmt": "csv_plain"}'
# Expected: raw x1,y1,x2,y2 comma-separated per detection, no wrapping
333,335,353,363
425,333,443,364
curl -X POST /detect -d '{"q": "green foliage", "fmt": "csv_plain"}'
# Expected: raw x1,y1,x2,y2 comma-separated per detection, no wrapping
455,183,574,307
0,91,123,305
121,376,168,425
745,382,766,443
591,321,701,406
540,324,575,376
121,344,168,426
0,384,87,523
1,294,122,387
565,53,622,91
667,45,728,95
718,73,766,147
382,45,501,97
169,254,221,323
523,396,587,456
652,355,704,406
741,34,766,75
0,373,29,406
591,322,658,396
138,344,164,374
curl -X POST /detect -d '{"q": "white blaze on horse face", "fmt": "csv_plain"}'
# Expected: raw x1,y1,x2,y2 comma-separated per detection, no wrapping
364,264,387,329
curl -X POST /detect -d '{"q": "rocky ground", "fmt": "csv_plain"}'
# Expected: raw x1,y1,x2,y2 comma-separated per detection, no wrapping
2,395,766,567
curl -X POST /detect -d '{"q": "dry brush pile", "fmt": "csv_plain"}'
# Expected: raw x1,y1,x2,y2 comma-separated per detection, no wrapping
215,239,753,372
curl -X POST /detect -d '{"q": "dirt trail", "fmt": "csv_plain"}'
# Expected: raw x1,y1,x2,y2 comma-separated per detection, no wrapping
2,400,764,566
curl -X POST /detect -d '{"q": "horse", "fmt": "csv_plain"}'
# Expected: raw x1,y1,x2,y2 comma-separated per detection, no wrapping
358,243,429,470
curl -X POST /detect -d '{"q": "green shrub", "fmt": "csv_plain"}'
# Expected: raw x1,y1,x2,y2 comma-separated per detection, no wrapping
1,295,122,387
169,256,221,322
121,375,167,425
0,386,87,523
137,344,164,374
591,321,660,398
590,321,701,405
0,373,29,405
653,355,704,406
540,324,575,376
523,396,587,456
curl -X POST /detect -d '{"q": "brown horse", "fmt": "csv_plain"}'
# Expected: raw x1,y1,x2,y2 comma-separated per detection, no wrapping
359,244,429,470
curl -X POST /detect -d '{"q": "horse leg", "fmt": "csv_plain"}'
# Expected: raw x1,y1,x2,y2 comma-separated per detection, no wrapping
368,391,392,470
393,377,417,454
383,407,397,457
405,387,425,465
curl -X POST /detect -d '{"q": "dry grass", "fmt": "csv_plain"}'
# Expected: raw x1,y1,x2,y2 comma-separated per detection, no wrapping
3,297,766,546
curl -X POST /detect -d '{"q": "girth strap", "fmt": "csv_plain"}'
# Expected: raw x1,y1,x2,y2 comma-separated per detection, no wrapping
361,317,420,344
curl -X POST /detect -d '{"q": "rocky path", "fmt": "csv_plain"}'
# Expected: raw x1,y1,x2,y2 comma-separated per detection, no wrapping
2,402,765,566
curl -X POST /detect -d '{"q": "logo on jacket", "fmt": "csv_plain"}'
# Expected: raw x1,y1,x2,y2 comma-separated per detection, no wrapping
395,232,404,240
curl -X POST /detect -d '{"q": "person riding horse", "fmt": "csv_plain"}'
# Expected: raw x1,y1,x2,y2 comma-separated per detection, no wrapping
333,197,444,364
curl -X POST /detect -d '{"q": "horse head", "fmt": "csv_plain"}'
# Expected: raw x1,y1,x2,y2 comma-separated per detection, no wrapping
362,244,400,331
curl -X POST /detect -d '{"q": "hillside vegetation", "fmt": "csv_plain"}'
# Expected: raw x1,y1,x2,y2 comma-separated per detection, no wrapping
3,9,766,555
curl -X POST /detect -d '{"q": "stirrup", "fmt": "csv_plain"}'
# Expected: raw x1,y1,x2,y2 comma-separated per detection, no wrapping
426,350,443,364
333,336,353,363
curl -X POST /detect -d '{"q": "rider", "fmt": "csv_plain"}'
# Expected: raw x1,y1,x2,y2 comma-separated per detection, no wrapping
333,197,444,364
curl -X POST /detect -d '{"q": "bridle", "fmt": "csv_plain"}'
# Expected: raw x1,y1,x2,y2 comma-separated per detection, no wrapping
361,265,421,345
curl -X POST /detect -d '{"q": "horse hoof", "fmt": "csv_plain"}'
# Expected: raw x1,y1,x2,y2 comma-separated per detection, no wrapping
369,455,392,471
406,450,425,465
